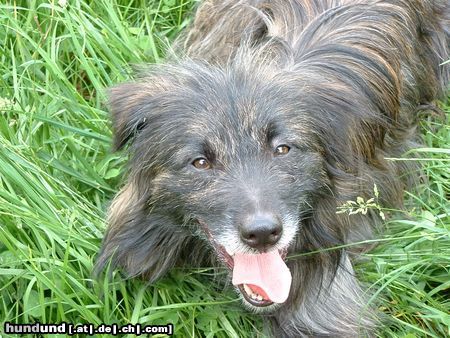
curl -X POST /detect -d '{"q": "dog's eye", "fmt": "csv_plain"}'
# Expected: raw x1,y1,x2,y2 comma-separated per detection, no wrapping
192,157,211,170
274,145,290,155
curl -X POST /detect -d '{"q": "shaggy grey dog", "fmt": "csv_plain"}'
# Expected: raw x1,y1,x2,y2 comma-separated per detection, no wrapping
96,1,449,336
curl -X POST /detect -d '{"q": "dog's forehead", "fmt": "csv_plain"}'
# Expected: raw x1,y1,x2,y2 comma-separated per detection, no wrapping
185,94,281,148
144,64,304,157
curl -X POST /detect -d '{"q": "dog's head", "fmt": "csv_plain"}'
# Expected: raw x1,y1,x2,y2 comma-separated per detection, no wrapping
96,59,383,310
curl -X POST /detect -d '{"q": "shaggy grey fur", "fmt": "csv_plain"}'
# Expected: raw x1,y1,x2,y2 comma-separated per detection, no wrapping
96,1,449,336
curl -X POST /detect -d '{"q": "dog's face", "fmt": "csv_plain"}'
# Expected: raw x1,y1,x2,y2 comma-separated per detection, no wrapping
98,61,361,310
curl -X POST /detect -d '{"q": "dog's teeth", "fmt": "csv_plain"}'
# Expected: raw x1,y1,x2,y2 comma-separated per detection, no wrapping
242,284,264,302
243,284,252,295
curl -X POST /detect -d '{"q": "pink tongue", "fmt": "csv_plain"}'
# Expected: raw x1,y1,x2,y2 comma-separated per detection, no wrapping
232,251,292,304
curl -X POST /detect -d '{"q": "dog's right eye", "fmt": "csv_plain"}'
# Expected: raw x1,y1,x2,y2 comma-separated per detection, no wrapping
274,144,290,156
192,157,211,170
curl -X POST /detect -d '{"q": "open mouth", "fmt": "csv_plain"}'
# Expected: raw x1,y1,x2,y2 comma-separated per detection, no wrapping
238,283,273,307
198,221,292,307
217,246,291,307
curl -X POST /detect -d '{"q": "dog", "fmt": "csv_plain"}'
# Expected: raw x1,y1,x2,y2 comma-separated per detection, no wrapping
95,1,449,336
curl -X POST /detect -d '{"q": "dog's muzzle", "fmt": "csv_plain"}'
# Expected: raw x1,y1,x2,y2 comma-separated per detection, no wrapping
199,219,292,307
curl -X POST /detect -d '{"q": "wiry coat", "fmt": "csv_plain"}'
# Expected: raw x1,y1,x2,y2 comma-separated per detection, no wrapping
96,1,449,337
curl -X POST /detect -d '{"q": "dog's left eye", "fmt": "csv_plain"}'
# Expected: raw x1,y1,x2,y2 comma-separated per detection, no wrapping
274,145,290,155
192,157,211,170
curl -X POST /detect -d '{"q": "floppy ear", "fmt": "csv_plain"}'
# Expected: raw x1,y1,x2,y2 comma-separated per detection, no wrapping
94,182,190,281
108,82,154,150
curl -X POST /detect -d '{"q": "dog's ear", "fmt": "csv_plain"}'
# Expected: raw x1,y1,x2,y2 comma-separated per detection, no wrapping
94,182,188,281
108,74,178,150
108,82,154,150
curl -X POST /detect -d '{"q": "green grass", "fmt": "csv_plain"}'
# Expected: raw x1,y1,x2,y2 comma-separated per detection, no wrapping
0,1,448,337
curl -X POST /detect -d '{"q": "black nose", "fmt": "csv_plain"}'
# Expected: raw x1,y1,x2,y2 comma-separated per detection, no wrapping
240,214,282,251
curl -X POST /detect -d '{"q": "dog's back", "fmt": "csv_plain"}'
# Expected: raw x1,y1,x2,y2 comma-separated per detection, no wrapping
183,0,449,99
